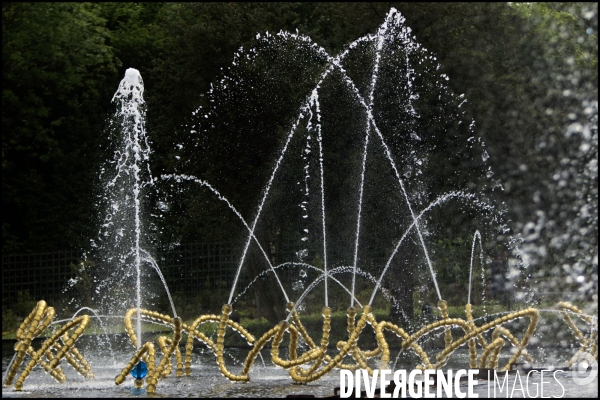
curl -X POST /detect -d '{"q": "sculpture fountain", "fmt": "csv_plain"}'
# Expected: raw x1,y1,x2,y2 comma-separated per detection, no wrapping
3,8,597,397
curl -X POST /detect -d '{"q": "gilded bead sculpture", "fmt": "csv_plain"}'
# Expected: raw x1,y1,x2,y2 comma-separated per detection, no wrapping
4,299,597,393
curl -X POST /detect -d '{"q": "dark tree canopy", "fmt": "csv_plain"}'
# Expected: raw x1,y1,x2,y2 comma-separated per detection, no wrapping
2,3,597,313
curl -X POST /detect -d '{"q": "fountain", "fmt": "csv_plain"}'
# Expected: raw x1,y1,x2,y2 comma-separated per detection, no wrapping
3,7,597,398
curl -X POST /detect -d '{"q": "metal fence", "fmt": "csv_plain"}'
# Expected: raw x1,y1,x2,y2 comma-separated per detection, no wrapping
156,242,241,294
2,250,82,308
2,242,277,308
2,240,390,309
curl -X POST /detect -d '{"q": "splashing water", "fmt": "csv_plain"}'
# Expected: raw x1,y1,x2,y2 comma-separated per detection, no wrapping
468,230,482,305
110,68,149,349
74,69,176,351
5,6,599,397
179,8,508,316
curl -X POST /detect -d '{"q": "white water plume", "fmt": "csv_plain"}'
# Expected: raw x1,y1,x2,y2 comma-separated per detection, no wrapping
185,8,506,314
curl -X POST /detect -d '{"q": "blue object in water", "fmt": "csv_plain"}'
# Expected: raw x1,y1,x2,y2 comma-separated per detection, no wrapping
131,361,148,379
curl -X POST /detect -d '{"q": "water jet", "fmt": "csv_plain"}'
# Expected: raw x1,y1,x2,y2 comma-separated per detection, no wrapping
3,7,597,398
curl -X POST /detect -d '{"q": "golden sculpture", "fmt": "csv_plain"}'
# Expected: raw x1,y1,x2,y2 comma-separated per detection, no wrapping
4,299,597,393
3,300,92,391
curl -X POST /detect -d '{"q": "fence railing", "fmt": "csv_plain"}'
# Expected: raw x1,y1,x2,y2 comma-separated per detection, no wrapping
2,241,399,309
2,241,306,309
2,250,82,308
2,243,244,309
155,242,241,294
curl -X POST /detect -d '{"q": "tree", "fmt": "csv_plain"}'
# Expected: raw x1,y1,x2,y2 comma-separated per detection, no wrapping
2,3,116,252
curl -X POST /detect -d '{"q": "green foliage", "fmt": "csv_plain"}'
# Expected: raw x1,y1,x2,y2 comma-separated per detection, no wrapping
2,3,117,252
0,2,583,251
511,2,597,69
170,281,230,320
66,260,95,309
2,3,596,314
434,237,473,287
2,290,38,334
